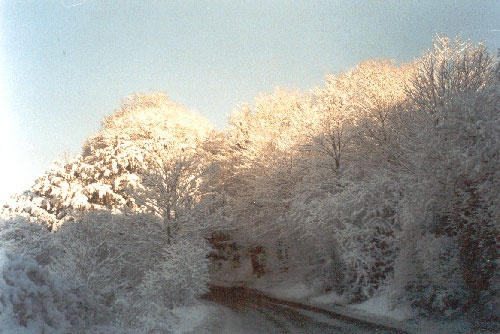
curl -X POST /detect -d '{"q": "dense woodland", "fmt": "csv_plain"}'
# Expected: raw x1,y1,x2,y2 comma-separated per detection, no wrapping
1,36,499,332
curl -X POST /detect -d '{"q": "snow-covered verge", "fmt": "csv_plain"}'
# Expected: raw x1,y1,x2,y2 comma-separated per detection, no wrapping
242,277,500,334
210,241,499,333
210,253,497,333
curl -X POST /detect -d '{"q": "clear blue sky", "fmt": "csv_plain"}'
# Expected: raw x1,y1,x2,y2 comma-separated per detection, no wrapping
1,0,499,203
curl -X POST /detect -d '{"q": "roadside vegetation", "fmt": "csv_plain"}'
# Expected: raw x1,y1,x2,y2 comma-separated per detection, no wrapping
1,35,498,332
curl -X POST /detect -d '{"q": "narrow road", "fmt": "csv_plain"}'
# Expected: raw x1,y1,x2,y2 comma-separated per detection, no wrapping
203,285,407,334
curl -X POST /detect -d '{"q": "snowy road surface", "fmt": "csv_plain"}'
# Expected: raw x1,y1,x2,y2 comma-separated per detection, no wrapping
203,286,407,333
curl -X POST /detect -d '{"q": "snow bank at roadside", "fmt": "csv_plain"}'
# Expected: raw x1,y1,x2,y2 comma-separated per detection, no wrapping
309,290,348,304
209,248,499,333
221,273,496,334
349,293,412,321
258,281,315,300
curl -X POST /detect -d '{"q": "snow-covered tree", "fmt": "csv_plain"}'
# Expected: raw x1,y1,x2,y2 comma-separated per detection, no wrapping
405,35,495,115
393,36,499,316
310,74,359,172
131,139,218,244
308,59,413,177
221,88,312,260
291,174,401,299
392,228,469,317
1,92,215,231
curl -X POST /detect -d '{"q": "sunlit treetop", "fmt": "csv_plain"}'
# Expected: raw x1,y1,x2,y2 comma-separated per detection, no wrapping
102,92,213,140
83,92,214,157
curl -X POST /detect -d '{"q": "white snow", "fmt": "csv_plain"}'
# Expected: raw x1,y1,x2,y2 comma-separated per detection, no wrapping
310,290,349,305
260,283,484,334
350,293,412,321
261,281,315,300
168,304,212,334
